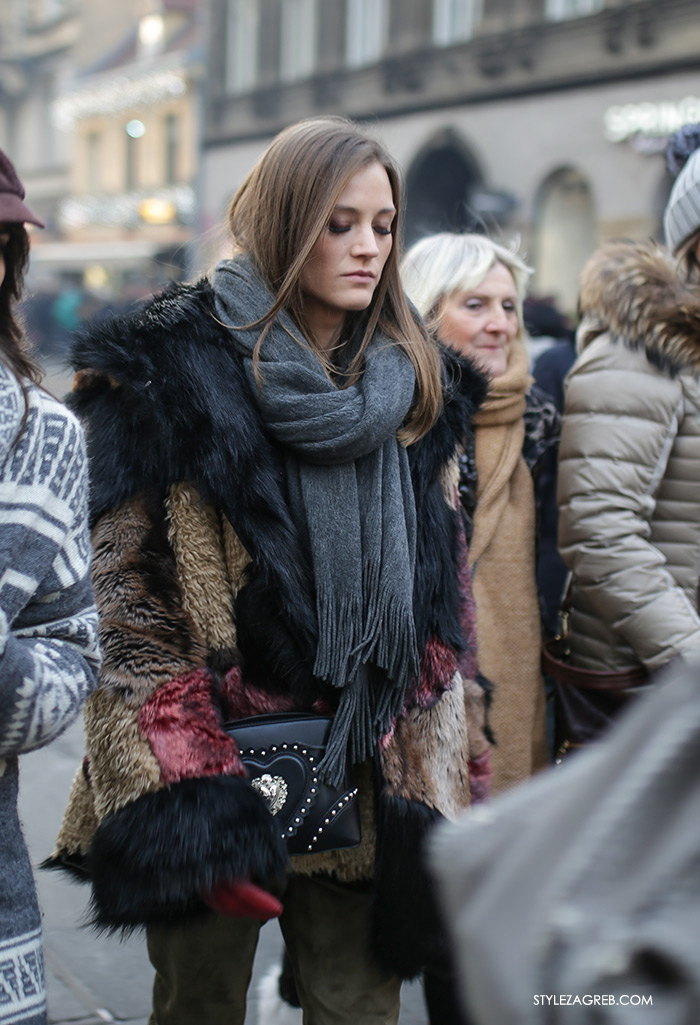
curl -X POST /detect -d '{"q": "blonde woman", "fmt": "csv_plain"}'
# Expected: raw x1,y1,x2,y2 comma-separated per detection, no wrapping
48,118,486,1025
402,233,558,795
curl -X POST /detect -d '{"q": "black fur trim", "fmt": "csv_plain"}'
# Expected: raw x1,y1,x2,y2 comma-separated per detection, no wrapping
86,775,288,931
476,671,496,747
372,792,450,979
69,281,319,664
409,348,487,655
41,851,91,881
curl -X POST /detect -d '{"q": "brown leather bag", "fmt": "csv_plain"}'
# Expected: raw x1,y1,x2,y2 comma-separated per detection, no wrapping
542,584,651,759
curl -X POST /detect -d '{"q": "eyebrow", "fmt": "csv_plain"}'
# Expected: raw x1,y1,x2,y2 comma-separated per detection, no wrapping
333,204,396,216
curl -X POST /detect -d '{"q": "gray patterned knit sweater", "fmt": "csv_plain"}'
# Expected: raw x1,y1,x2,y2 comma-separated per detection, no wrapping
0,362,100,1025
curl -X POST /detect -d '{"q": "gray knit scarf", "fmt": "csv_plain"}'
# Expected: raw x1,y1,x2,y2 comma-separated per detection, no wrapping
212,255,419,783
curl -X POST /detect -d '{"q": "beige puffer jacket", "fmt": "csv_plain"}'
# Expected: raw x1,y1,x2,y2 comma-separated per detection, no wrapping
558,240,700,673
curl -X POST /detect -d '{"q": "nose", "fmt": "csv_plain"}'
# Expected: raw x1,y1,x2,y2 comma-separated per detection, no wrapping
485,307,511,334
351,222,380,258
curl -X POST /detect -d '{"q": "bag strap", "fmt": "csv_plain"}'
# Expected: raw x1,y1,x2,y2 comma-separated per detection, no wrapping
543,573,649,691
542,636,649,691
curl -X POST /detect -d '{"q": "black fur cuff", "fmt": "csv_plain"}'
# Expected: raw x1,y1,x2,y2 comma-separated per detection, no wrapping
87,775,288,931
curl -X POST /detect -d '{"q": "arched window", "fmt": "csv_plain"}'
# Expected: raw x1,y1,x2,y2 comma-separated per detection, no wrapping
404,131,482,246
533,167,596,315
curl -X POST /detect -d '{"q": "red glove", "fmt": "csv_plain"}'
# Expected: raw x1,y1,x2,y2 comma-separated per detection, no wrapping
202,879,283,921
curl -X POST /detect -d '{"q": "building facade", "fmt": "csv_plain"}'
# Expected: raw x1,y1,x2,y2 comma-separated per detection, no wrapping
0,0,204,341
201,0,700,313
0,0,77,233
45,0,203,293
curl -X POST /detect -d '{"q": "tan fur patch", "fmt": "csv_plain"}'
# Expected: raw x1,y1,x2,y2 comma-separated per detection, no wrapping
166,483,244,650
84,688,163,823
289,760,376,882
463,674,491,761
52,763,99,859
221,514,251,597
380,675,470,820
440,454,461,509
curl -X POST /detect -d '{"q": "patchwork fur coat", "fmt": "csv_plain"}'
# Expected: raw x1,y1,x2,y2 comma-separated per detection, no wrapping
46,279,488,979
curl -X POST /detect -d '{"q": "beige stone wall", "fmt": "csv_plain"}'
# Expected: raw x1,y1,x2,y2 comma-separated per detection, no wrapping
72,90,195,196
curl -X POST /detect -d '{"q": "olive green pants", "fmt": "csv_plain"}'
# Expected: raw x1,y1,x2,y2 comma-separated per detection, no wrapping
147,874,401,1025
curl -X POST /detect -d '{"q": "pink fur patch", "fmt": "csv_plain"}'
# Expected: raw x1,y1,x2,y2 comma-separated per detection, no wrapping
456,517,479,682
411,636,458,710
221,666,299,720
138,668,247,784
468,751,492,805
379,719,397,751
220,666,334,720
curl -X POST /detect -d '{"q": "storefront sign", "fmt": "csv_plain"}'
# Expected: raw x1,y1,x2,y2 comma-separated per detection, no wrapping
604,97,700,143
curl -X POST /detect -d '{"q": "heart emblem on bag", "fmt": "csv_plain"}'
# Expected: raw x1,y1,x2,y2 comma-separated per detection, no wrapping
250,773,288,815
225,713,361,854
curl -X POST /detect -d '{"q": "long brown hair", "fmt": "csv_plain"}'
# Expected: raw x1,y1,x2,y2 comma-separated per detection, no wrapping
0,223,41,384
226,116,442,444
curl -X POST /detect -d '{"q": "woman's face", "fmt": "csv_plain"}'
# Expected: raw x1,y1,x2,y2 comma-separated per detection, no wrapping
437,261,520,378
299,161,395,350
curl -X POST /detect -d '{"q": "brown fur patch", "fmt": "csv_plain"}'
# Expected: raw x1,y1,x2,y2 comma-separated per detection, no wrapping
73,368,122,392
579,240,700,375
84,688,163,823
289,760,376,882
52,761,99,859
380,674,470,820
92,496,208,707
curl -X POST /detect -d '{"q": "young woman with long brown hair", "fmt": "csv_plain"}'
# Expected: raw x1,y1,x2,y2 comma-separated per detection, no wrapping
48,116,486,1024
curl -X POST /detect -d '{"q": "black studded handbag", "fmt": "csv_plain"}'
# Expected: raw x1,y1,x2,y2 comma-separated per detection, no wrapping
224,713,361,856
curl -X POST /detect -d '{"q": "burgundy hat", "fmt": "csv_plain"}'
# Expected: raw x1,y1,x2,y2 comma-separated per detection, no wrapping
0,149,45,228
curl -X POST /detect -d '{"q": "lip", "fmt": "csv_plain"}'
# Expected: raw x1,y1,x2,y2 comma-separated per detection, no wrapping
343,271,376,281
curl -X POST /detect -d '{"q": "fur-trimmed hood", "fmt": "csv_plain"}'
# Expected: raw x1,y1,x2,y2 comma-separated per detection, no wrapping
578,240,700,377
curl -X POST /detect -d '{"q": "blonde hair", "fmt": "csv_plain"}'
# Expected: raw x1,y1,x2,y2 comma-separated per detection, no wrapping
226,116,443,444
400,232,532,340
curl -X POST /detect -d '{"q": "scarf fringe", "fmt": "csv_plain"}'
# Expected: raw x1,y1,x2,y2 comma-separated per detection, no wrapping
313,577,419,785
312,580,419,691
